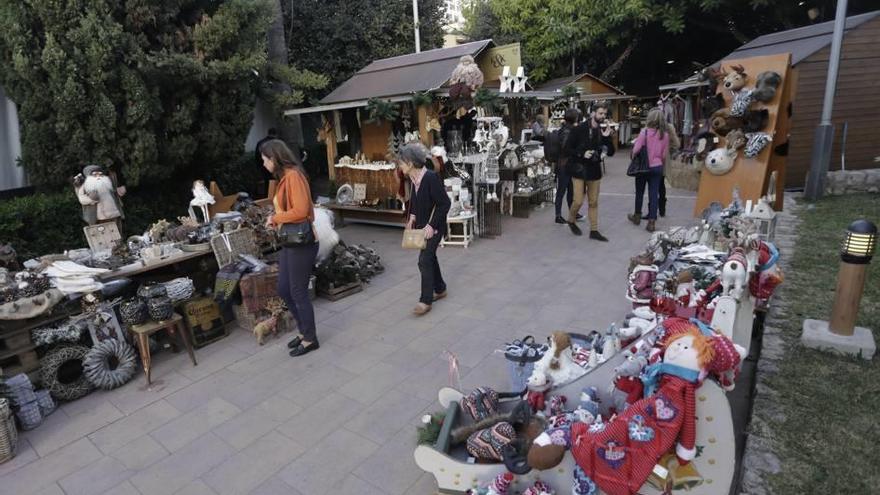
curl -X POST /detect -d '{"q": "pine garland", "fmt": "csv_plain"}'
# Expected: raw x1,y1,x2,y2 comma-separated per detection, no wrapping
410,91,434,107
417,411,447,445
473,88,503,114
365,98,400,124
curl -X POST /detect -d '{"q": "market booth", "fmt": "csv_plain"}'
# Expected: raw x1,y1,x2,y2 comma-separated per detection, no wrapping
659,10,880,192
409,50,790,495
285,40,632,243
0,172,388,448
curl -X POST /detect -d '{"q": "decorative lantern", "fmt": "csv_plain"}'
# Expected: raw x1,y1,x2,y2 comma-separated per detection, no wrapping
829,219,877,336
747,198,777,242
840,219,877,264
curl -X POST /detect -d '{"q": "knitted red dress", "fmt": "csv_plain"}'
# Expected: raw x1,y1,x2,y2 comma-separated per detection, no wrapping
570,374,696,495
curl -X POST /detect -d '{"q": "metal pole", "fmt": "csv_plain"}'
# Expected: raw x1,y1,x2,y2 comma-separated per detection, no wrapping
804,0,848,200
413,0,421,53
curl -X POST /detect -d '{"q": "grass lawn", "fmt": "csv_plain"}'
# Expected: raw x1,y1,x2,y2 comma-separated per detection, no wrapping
765,193,879,494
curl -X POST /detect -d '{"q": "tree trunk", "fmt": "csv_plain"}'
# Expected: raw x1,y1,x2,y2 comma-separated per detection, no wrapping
268,0,302,156
599,35,639,83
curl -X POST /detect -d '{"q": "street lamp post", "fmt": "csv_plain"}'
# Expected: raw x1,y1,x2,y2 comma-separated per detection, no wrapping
801,219,877,359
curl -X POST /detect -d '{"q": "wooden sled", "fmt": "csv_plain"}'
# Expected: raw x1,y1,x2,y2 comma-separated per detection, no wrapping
415,324,743,494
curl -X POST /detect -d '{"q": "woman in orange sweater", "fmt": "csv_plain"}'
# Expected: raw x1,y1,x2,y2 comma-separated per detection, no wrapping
261,140,320,357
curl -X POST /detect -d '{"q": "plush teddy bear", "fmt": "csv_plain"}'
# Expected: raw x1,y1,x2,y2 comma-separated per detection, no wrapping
710,108,769,136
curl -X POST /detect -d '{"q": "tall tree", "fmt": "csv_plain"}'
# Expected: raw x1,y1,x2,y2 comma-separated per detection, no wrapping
484,0,878,89
0,0,324,188
284,0,446,102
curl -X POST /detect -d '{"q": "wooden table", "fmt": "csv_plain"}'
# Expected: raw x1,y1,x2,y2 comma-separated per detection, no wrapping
98,250,212,281
324,202,407,227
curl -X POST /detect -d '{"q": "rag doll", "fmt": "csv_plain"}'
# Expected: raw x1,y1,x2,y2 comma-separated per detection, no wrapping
570,319,741,495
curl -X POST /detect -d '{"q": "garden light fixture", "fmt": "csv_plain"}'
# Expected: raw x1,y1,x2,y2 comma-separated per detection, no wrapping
802,219,877,359
840,219,877,264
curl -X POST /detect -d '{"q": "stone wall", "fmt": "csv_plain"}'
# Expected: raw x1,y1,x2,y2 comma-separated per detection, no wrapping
825,168,880,195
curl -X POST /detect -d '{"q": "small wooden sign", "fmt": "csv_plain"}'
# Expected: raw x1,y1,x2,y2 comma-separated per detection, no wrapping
180,297,228,348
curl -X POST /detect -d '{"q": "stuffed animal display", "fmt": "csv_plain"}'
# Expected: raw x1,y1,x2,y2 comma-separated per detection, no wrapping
704,147,737,176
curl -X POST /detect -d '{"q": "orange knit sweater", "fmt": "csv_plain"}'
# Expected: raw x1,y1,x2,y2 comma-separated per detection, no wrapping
273,169,313,225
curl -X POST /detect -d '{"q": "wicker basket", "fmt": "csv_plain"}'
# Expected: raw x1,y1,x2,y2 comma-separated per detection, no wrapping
0,398,17,464
210,228,260,268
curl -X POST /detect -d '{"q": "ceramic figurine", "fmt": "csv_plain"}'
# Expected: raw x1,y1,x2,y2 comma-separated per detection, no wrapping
188,180,216,224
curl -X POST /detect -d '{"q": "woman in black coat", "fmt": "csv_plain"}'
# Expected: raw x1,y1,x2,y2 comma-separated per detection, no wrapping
396,143,451,316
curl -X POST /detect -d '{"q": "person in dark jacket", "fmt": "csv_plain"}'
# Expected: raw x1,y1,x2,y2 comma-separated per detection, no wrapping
554,108,580,224
397,143,452,316
563,101,616,240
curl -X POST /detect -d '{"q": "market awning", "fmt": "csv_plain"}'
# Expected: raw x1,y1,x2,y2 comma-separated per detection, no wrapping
319,40,494,105
657,79,708,92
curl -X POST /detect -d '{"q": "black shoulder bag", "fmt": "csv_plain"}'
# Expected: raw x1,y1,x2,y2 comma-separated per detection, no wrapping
277,179,316,247
626,130,650,177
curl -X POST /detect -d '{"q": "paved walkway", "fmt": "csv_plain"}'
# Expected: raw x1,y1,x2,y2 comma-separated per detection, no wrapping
2,156,697,495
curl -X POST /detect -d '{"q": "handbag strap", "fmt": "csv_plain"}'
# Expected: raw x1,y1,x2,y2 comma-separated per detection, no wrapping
411,180,437,228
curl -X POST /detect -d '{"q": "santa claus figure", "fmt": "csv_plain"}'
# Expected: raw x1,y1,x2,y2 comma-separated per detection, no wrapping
79,165,124,228
570,318,740,495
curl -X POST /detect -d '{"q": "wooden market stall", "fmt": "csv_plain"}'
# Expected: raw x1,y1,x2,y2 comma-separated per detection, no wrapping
661,10,880,191
283,40,581,227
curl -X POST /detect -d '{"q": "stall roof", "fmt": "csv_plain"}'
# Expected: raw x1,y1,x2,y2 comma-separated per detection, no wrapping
725,10,878,65
318,39,494,105
534,72,625,95
657,10,880,91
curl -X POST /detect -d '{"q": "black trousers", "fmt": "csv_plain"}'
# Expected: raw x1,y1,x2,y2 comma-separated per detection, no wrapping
418,235,446,305
278,242,318,342
554,166,573,217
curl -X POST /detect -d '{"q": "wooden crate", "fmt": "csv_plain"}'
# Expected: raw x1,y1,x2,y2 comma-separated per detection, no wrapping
0,328,33,355
0,347,39,378
180,298,229,348
318,280,363,301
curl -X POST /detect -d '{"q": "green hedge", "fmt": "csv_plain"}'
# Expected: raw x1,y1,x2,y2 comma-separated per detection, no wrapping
0,192,86,260
1,152,273,261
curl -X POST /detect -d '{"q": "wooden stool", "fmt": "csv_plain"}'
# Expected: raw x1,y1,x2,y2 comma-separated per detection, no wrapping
130,312,197,385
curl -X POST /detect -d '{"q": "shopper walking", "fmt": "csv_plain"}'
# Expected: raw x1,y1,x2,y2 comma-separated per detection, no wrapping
261,139,320,357
552,108,579,224
397,143,451,316
531,115,547,142
628,108,672,232
563,102,616,240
